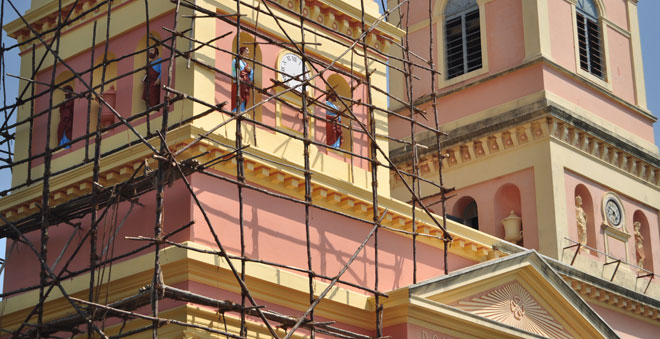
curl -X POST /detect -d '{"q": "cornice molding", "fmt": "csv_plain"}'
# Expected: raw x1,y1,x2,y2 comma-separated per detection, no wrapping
0,124,503,263
567,276,660,323
393,56,655,125
391,103,660,190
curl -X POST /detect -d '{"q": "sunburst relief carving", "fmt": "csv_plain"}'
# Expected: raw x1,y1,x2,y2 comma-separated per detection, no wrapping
455,281,571,339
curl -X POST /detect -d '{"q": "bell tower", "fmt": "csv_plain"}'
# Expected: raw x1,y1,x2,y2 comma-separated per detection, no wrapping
388,0,659,283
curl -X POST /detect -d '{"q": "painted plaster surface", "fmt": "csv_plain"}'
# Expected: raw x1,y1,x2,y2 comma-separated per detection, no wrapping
390,63,544,139
548,0,578,71
563,169,659,271
187,281,372,337
432,167,538,250
407,323,456,339
484,0,525,73
603,0,629,29
190,172,475,294
453,280,570,339
589,302,659,339
608,26,636,104
543,64,654,142
2,179,191,292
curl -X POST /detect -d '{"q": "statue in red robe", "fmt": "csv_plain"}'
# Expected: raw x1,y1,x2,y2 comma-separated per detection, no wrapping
231,47,254,112
57,85,75,148
142,47,161,108
325,92,342,149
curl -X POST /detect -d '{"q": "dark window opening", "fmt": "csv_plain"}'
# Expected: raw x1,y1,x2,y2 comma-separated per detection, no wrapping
462,201,479,230
446,8,482,79
576,11,603,78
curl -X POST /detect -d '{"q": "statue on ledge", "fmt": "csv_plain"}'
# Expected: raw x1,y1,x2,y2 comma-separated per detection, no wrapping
325,92,342,149
634,221,645,270
231,46,254,112
575,195,587,248
57,85,75,149
142,47,161,108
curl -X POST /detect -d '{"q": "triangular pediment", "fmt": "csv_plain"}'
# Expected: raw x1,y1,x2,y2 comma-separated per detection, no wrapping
408,250,618,338
453,280,571,338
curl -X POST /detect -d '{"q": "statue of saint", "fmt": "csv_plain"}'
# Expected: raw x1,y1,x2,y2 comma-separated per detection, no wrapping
634,221,645,270
231,46,254,112
142,47,161,108
57,85,75,149
325,92,342,149
575,195,587,248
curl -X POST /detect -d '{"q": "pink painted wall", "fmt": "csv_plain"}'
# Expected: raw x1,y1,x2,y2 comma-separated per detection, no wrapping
383,322,457,339
542,64,653,142
2,179,191,293
190,172,476,295
589,302,659,339
546,0,644,117
396,0,526,114
29,15,174,165
425,167,539,250
548,0,577,71
484,0,525,73
389,63,545,139
391,0,651,143
608,27,636,104
564,170,660,271
603,0,629,30
187,280,373,338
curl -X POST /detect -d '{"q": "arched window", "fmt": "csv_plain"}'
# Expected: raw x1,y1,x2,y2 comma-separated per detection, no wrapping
463,200,479,230
51,71,76,148
132,32,164,116
325,74,352,152
231,32,262,120
444,0,482,79
453,196,479,230
633,211,652,271
574,185,596,252
494,184,522,242
92,53,118,131
576,0,603,78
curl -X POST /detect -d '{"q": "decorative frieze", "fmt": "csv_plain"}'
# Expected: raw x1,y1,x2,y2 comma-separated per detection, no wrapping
455,281,571,339
392,116,660,188
0,140,496,262
567,277,660,322
277,0,392,53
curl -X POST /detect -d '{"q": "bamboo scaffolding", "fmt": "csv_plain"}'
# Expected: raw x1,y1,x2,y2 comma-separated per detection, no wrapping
0,0,455,337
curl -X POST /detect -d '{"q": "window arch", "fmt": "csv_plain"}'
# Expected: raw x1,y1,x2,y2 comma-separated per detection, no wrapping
51,71,76,148
444,0,482,79
494,184,522,241
92,52,118,131
633,211,652,271
453,196,479,230
574,184,596,252
325,74,352,153
132,32,164,116
576,0,604,78
232,32,262,120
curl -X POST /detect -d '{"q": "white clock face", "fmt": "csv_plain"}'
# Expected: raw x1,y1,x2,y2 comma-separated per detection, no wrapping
605,199,622,227
279,53,309,92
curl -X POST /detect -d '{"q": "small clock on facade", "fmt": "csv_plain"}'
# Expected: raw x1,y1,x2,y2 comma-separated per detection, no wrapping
278,52,310,93
601,192,625,229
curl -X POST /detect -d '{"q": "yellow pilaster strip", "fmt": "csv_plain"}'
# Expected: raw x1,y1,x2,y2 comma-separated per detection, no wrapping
626,1,648,109
522,0,552,62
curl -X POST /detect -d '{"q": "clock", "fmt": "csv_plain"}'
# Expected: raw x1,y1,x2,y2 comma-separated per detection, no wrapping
605,199,621,226
601,192,625,229
278,53,310,93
